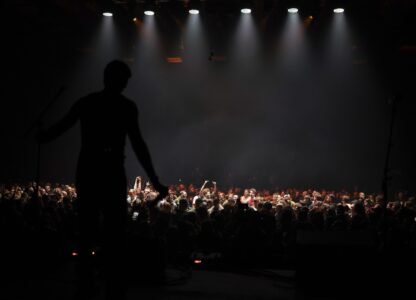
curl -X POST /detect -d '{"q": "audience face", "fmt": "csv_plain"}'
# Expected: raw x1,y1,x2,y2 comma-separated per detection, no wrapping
45,185,51,194
243,189,249,197
128,189,136,199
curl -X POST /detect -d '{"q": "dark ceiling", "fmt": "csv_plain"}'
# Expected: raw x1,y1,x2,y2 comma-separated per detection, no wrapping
5,1,415,87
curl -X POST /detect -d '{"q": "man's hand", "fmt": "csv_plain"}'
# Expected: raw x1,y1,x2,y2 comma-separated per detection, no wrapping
136,176,141,182
153,182,168,200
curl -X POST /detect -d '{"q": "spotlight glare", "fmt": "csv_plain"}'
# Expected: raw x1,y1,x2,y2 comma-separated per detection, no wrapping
241,8,252,14
189,9,199,15
288,8,299,14
102,12,113,17
333,8,345,14
133,17,138,22
144,10,155,16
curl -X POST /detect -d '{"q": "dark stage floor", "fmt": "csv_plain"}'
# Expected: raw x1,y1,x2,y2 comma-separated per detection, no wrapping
3,263,296,300
2,257,413,300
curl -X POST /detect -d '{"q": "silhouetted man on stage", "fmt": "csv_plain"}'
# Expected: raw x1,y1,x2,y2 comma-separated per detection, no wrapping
38,60,168,299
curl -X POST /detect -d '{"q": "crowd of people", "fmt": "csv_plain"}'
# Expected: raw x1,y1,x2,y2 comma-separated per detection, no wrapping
1,178,415,270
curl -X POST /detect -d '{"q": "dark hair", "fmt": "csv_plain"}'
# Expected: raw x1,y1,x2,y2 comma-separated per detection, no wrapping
104,60,132,88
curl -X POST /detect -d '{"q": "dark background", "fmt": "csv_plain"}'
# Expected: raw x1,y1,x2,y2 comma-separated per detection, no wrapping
1,0,415,192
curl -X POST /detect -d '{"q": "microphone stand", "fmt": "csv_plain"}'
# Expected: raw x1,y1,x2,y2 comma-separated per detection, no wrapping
381,94,399,207
24,86,66,200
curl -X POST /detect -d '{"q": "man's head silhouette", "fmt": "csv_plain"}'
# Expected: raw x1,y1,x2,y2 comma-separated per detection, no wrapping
103,60,132,94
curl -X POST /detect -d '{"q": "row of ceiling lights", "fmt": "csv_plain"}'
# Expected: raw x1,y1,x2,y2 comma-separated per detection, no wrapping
102,7,345,18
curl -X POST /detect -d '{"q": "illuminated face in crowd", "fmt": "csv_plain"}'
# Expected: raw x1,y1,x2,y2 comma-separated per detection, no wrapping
188,185,195,194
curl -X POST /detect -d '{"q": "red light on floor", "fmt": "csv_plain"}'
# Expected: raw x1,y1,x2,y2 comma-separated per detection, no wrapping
166,57,183,63
194,259,202,264
72,252,78,257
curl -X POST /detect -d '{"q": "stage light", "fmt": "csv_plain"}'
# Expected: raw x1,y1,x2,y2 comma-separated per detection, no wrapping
240,0,253,14
103,12,113,17
133,17,138,22
333,8,344,13
143,0,156,16
188,0,201,15
288,8,299,14
194,259,202,264
72,252,78,257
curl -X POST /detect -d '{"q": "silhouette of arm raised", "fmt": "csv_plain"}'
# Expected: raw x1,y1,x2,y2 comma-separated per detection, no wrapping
37,102,80,143
134,176,142,193
127,105,167,197
199,180,209,197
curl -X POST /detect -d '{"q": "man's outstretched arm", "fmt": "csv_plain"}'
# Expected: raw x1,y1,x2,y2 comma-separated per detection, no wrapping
37,102,80,143
127,106,168,198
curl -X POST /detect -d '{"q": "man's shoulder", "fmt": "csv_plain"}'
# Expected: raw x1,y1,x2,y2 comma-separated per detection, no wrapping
76,92,138,110
121,96,139,114
122,96,137,108
74,92,138,114
80,91,101,100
